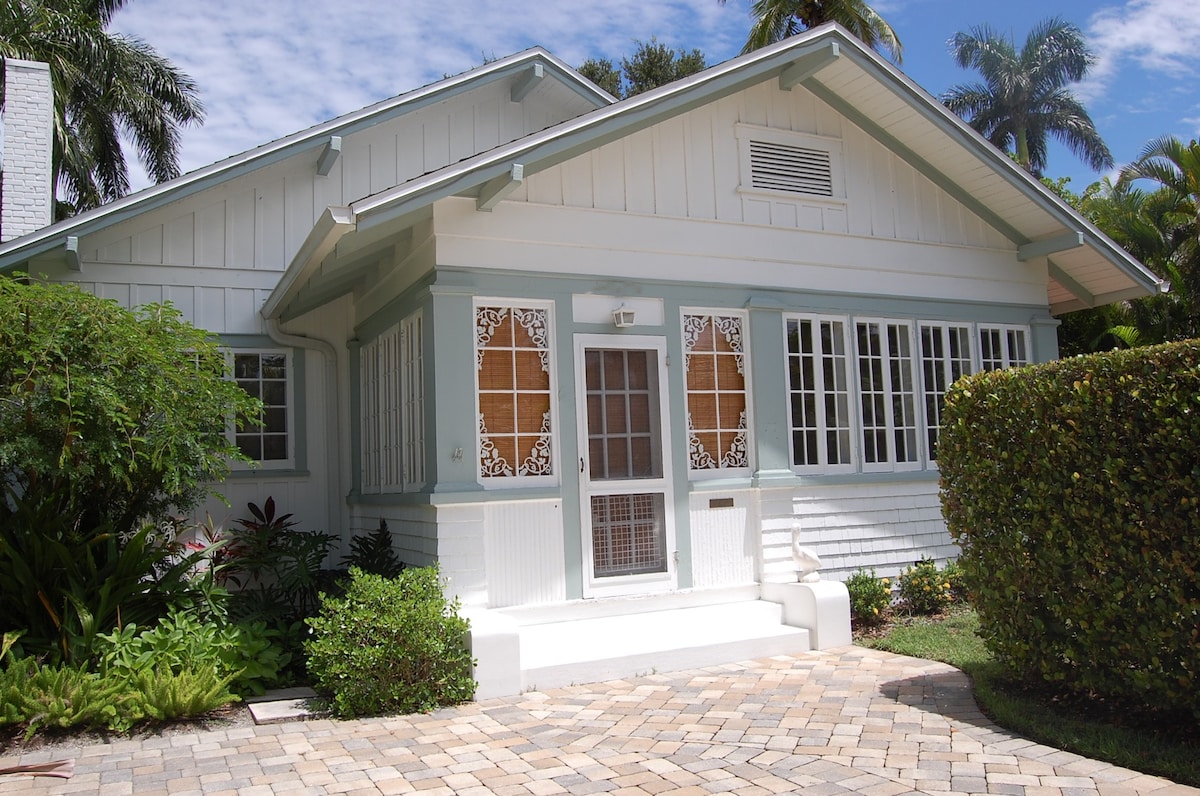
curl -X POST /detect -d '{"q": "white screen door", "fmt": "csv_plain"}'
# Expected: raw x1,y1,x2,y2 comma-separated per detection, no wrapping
576,335,675,597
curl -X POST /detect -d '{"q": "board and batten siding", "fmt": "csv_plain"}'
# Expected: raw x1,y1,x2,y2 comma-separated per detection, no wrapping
67,79,590,297
516,78,1013,253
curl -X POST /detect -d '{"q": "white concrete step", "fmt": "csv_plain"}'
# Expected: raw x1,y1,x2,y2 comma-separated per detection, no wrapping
517,600,810,692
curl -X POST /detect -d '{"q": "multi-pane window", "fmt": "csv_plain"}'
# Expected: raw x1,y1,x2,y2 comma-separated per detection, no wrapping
683,313,749,474
476,304,554,481
360,310,424,493
234,351,290,464
919,323,973,460
786,316,853,471
856,320,920,470
785,314,1028,473
979,326,1029,371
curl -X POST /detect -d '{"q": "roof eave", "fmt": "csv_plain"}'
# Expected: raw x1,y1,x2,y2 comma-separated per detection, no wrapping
0,47,609,274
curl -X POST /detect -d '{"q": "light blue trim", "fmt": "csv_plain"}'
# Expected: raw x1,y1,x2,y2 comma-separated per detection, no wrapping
428,291,482,493
1030,316,1062,364
747,307,793,477
347,337,363,497
436,266,1047,325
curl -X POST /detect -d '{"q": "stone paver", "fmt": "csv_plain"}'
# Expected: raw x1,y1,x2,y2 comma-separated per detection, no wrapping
0,647,1194,795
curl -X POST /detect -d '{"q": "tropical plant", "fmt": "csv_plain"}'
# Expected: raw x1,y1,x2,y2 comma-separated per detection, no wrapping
942,17,1110,176
578,38,706,99
219,498,337,624
0,0,205,214
344,519,405,579
95,608,289,696
718,0,902,61
1119,137,1200,307
0,496,215,664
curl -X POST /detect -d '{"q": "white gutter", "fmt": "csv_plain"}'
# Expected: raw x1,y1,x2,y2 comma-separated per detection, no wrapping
265,317,343,542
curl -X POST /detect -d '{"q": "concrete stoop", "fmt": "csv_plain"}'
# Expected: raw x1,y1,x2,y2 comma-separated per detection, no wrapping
465,583,850,699
517,599,812,692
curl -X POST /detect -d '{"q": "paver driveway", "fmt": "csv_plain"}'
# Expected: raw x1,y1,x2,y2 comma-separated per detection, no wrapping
1,646,1195,795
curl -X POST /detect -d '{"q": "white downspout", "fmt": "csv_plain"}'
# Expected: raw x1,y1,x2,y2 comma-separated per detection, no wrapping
265,317,343,541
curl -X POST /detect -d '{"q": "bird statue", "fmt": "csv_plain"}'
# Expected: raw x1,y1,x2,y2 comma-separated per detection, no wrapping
791,520,822,582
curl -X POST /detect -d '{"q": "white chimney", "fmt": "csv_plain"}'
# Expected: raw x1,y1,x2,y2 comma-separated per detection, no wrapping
1,58,54,242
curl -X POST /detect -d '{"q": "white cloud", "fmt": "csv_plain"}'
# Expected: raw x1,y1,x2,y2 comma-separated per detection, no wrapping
111,0,752,186
1079,0,1200,101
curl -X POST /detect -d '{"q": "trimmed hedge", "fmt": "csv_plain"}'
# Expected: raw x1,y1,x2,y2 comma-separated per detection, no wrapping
939,340,1200,716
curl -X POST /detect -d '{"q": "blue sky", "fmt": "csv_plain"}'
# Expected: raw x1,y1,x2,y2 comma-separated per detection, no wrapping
111,0,1199,195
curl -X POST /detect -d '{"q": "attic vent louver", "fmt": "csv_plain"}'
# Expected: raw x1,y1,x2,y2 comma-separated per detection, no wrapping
749,140,833,197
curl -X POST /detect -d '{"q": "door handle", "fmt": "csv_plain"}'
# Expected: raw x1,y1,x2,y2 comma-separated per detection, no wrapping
580,457,585,474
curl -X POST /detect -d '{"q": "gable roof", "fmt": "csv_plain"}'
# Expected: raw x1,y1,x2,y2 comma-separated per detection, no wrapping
0,46,611,273
265,23,1162,321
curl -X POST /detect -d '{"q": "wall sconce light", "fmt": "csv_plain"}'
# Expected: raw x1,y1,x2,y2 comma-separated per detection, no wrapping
612,305,636,328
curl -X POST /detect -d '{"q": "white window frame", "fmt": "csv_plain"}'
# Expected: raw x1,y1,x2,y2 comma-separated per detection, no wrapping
854,318,922,473
918,322,974,463
735,123,846,205
229,348,294,470
682,309,753,480
978,324,1030,371
784,313,856,475
474,299,559,489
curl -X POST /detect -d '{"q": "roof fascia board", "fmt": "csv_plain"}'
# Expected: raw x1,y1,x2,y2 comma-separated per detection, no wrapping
823,43,1160,296
0,48,607,272
1048,261,1096,308
279,246,394,322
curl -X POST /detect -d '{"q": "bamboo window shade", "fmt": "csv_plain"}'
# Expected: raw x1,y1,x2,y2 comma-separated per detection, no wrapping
477,307,553,478
684,315,748,470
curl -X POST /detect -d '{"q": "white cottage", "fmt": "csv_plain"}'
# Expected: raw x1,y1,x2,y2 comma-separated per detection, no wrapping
0,25,1160,695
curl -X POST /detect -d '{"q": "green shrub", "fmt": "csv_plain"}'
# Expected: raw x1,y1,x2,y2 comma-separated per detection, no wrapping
305,567,476,718
95,609,288,696
898,558,952,615
941,559,968,603
939,340,1200,717
0,278,259,664
845,568,891,626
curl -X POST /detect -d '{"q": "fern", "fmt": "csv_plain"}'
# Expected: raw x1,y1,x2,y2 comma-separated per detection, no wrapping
129,667,239,722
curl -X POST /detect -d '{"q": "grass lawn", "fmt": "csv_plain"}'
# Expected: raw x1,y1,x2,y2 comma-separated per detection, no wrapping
856,605,1200,788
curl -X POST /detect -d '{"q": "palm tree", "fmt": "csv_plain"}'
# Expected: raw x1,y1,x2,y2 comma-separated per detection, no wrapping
718,0,902,62
0,0,204,215
942,17,1110,176
1118,136,1200,328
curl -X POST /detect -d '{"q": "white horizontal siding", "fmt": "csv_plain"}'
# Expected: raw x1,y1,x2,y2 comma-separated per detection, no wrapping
790,480,958,581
